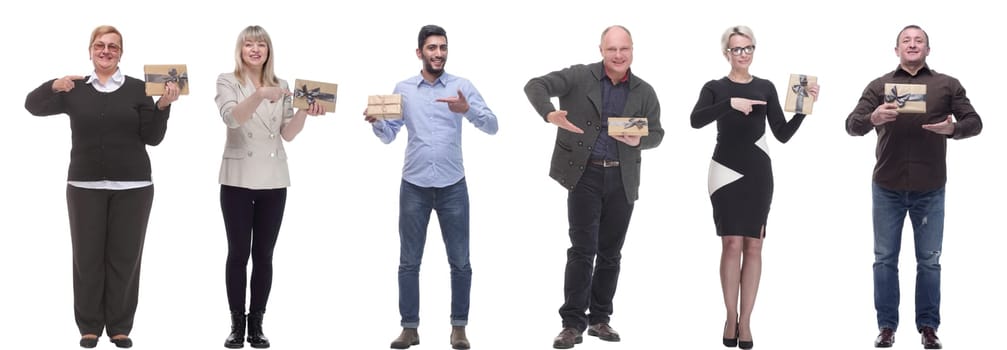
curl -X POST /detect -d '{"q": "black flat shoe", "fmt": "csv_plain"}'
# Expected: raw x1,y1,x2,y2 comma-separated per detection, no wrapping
79,337,98,348
111,337,133,348
739,339,753,349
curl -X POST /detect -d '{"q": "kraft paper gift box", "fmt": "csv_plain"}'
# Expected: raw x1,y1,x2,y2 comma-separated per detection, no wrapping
366,94,403,120
884,83,927,113
608,117,649,136
292,79,338,113
784,74,816,114
144,64,189,96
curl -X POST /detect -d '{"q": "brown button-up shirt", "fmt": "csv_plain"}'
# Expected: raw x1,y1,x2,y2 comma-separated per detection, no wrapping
846,64,982,191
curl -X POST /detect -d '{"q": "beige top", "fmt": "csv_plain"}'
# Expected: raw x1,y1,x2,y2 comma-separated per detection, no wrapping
214,73,293,189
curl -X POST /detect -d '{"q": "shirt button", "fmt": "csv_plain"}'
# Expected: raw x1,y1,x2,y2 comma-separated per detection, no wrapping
270,152,276,158
568,160,574,166
595,126,601,131
579,165,584,170
577,141,583,146
586,121,593,126
247,132,253,138
247,152,253,157
587,146,593,150
270,133,275,139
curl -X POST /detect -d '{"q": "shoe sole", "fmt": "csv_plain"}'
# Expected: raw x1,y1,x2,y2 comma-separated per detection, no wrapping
390,340,420,349
587,329,620,342
553,335,583,349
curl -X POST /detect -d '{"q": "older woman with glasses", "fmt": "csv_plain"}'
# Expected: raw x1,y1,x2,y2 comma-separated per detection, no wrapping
689,25,818,350
24,24,180,349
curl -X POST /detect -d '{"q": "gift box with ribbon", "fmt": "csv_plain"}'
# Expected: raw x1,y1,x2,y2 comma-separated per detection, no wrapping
292,79,337,113
608,117,649,136
884,83,927,114
366,94,403,120
144,64,189,96
784,74,816,114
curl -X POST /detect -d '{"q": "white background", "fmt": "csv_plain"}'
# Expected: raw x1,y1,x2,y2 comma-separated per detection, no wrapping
1,0,1001,349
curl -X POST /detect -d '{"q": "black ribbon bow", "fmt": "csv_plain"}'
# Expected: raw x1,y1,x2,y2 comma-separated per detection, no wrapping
620,117,647,130
884,85,926,108
294,84,336,105
145,68,188,90
791,75,809,113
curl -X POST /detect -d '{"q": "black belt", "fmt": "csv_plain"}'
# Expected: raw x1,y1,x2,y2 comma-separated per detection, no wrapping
589,159,620,167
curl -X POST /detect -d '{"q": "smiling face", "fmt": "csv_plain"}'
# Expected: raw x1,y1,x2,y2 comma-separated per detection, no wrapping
89,32,122,73
241,39,269,70
600,27,633,80
895,27,929,68
417,35,447,77
724,34,754,71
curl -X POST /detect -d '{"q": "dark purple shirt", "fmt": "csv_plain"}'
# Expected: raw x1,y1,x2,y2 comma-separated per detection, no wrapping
592,74,629,160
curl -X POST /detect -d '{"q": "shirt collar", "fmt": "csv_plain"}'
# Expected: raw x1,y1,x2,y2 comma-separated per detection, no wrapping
415,71,450,87
597,65,631,84
86,68,125,87
893,64,932,78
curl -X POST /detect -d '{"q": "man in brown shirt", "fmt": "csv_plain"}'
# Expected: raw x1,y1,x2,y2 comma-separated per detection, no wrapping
846,25,982,350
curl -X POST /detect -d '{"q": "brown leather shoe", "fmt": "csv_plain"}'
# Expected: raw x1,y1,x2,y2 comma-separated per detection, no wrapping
920,327,942,349
588,323,621,342
552,327,583,349
450,326,470,349
390,328,419,349
874,328,895,348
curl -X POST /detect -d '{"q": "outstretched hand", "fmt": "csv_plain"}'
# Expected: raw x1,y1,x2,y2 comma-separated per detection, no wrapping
436,89,469,114
547,110,584,134
730,97,767,116
922,115,955,135
52,75,84,93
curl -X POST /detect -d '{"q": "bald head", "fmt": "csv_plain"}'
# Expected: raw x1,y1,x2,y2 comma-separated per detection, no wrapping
600,25,633,46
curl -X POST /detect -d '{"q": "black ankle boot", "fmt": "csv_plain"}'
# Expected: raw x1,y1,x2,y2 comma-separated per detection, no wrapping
225,311,246,348
247,310,270,348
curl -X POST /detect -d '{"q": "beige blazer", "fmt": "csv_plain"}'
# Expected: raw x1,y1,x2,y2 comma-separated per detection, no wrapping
214,73,293,189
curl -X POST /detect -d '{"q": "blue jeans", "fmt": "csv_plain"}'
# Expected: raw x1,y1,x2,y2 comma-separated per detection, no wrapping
872,182,944,332
398,178,471,327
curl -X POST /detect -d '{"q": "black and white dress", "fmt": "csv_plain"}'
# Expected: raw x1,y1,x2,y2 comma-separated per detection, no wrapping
690,77,805,238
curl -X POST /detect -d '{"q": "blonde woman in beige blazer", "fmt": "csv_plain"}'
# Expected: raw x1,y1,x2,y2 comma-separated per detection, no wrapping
214,25,325,349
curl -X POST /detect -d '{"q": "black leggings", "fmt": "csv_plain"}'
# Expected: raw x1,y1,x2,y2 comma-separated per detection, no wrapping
220,185,287,313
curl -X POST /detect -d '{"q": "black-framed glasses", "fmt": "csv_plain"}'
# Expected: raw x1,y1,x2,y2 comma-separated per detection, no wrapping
726,45,755,56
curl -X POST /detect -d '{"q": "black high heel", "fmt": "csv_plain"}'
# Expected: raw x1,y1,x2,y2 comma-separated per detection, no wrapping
723,322,738,347
738,322,753,349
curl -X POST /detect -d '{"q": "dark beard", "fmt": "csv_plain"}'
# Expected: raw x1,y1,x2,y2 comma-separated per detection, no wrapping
423,59,445,77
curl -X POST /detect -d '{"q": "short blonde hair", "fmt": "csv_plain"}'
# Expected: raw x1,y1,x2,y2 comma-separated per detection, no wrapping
232,25,279,87
90,25,122,53
720,25,756,52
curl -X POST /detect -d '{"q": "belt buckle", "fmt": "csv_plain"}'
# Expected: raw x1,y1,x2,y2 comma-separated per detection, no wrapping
602,160,618,167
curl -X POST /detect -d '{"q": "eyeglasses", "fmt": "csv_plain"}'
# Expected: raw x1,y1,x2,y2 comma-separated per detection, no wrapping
726,45,755,56
91,42,121,53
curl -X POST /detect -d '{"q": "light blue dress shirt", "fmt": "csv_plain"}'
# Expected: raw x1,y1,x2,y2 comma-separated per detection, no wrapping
372,72,498,188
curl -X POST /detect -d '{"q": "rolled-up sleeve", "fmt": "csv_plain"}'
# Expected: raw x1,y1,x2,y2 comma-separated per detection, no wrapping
215,74,242,129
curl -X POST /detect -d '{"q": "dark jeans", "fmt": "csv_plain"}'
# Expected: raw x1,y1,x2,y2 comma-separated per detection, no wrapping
67,184,154,336
560,164,634,331
221,185,287,313
872,182,944,331
398,178,471,327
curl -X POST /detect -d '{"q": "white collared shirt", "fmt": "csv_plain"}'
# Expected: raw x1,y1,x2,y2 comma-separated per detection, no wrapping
69,68,154,190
